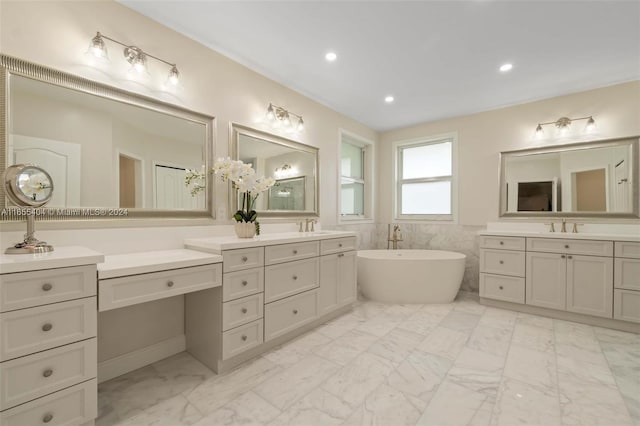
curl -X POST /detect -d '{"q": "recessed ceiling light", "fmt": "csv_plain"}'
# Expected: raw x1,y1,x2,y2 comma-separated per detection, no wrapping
499,63,513,72
325,52,337,62
385,95,394,103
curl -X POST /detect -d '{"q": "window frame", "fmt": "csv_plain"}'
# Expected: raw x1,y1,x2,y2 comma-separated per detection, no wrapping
393,132,458,222
338,129,374,224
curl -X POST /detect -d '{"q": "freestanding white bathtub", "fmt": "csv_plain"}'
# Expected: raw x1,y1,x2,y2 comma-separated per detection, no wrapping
357,250,466,304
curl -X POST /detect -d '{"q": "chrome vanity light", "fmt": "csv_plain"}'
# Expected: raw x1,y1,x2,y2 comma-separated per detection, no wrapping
3,164,55,254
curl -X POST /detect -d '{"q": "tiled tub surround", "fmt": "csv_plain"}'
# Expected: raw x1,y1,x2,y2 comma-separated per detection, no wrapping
96,297,639,426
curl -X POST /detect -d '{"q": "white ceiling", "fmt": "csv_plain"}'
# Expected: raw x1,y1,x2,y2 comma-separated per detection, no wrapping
119,1,640,132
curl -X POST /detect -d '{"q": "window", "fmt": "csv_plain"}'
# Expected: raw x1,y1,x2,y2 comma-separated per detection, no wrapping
395,134,457,221
340,131,373,221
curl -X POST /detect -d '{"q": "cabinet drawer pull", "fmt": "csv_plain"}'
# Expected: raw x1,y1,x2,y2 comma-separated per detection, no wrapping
567,255,573,259
241,335,248,341
564,245,569,249
241,307,248,314
241,256,248,262
338,253,344,257
499,286,504,290
293,250,298,255
42,413,53,423
42,283,53,292
42,369,53,378
499,260,504,264
499,241,504,245
292,275,298,280
241,280,248,286
293,309,299,315
167,281,174,288
561,255,566,259
42,323,53,332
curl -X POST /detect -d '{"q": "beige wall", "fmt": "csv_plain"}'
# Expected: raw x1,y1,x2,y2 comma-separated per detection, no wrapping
378,81,640,226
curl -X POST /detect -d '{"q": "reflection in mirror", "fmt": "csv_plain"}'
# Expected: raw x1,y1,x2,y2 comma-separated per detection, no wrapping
500,137,639,218
231,124,319,217
1,54,214,220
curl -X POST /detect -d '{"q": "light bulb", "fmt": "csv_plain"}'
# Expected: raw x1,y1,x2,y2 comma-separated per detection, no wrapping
89,32,108,59
266,104,275,121
325,51,337,62
499,63,513,72
585,117,596,133
385,95,394,103
535,124,544,138
283,111,291,127
168,65,179,85
296,117,304,131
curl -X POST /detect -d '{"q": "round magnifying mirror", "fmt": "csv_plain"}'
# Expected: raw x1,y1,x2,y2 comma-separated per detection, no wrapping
3,164,54,254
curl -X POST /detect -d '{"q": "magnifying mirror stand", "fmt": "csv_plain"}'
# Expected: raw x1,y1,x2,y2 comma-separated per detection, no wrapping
6,211,54,254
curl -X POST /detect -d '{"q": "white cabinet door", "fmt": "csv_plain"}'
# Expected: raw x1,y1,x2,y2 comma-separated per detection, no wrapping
318,254,339,316
526,252,566,310
566,255,613,318
337,251,357,305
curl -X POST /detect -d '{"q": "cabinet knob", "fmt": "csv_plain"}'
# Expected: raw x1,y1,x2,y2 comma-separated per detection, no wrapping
42,283,53,292
241,308,248,314
338,253,344,258
499,241,504,245
338,243,343,247
241,335,247,341
499,286,504,290
42,413,53,423
42,323,53,332
293,309,299,315
564,245,569,249
499,260,504,264
561,255,566,259
241,280,248,286
241,256,248,262
293,250,298,255
568,255,573,260
292,275,298,280
43,369,53,378
167,281,174,288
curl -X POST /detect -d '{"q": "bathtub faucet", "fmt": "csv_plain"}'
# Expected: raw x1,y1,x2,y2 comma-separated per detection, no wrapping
387,224,403,250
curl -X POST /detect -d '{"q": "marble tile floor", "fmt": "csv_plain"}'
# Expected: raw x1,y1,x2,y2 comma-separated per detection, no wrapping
98,297,639,426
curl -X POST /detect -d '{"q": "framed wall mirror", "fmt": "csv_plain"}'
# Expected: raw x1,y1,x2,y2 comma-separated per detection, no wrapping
230,124,319,218
499,136,639,218
1,54,215,221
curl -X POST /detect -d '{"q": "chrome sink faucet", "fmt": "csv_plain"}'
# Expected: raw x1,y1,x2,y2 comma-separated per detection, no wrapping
301,218,316,232
561,218,567,233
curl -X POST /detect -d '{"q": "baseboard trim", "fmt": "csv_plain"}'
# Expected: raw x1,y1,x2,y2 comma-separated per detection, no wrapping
98,335,186,383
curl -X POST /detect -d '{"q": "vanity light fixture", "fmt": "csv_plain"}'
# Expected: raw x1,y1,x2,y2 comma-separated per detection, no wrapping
265,103,304,132
89,32,180,85
534,116,596,138
274,164,298,179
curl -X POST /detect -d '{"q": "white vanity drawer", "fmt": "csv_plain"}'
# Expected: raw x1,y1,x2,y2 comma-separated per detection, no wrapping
527,238,613,257
265,290,318,341
615,258,640,291
265,241,320,265
479,273,525,304
0,265,96,313
98,264,221,311
615,241,640,259
264,257,319,303
0,378,97,426
223,267,264,302
614,289,640,324
0,297,96,362
0,338,97,410
479,236,525,251
222,293,264,331
223,247,264,273
479,249,525,277
320,237,357,255
222,319,263,360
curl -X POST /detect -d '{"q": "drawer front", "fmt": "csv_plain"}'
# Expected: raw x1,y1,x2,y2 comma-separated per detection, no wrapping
223,267,264,302
265,241,320,265
0,378,97,426
479,236,525,251
614,258,640,291
264,290,318,341
222,319,263,360
614,289,640,323
223,247,264,273
320,237,357,255
527,238,613,256
615,241,640,259
222,293,264,331
479,249,525,277
264,257,319,303
0,339,97,410
0,265,96,313
0,298,96,362
479,273,525,304
98,264,221,312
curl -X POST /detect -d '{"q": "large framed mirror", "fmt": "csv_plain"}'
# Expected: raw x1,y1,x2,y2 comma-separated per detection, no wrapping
499,136,639,218
230,124,319,218
1,54,215,221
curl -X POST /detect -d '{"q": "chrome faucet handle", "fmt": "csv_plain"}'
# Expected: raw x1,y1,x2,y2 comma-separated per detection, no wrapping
572,223,583,233
310,220,316,232
561,218,567,233
544,222,555,233
298,221,304,232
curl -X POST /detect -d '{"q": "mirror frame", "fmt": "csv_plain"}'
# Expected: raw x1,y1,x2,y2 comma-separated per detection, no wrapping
0,54,215,221
499,136,640,219
229,123,319,218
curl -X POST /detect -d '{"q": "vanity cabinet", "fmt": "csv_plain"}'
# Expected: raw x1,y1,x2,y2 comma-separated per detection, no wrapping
319,243,357,316
0,248,103,426
613,241,640,323
479,236,526,304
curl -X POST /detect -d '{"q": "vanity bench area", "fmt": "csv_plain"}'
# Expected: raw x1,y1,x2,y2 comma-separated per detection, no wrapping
479,228,640,332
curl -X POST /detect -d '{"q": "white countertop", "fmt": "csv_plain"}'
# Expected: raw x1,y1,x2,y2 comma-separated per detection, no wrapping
0,246,105,274
98,249,223,279
479,230,640,242
185,230,357,253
